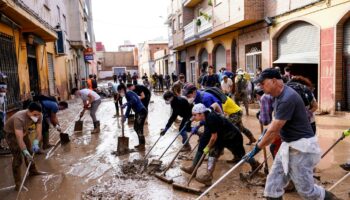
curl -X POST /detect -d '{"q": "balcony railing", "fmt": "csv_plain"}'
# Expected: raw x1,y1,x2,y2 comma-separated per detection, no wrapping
197,16,212,35
184,20,197,41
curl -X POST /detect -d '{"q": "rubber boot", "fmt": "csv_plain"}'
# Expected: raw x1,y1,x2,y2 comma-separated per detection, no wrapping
180,150,201,174
324,191,339,200
243,129,257,145
196,157,216,186
42,132,53,150
91,121,100,134
14,166,22,191
135,136,145,151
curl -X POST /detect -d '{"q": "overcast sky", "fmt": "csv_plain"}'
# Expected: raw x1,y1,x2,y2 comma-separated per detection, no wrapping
92,0,169,51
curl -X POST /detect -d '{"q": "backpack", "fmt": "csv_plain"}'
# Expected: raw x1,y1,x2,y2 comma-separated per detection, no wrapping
236,76,247,93
92,79,98,89
286,81,314,106
203,87,227,104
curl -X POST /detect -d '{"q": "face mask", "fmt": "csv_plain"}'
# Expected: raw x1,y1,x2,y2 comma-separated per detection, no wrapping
187,97,195,104
30,116,39,123
165,100,171,105
0,92,5,97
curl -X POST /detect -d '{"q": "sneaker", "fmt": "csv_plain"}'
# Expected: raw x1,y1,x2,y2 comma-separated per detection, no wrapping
134,144,145,151
180,144,191,152
340,163,350,171
180,165,195,175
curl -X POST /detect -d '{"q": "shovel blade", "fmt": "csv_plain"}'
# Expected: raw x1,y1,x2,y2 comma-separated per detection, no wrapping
60,133,70,144
117,136,129,155
74,121,83,132
154,173,173,184
172,183,202,194
149,159,162,167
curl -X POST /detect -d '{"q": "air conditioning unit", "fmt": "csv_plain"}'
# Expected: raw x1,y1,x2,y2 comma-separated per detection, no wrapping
55,31,67,55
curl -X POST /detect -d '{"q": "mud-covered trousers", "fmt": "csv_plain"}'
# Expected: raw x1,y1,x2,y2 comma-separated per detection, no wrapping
4,131,38,187
90,99,101,122
134,108,148,145
264,148,325,199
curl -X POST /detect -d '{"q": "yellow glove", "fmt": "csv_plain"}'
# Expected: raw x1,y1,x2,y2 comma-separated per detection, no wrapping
203,146,210,155
343,129,350,137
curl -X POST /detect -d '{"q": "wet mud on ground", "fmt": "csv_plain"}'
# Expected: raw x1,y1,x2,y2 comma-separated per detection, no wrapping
0,92,350,200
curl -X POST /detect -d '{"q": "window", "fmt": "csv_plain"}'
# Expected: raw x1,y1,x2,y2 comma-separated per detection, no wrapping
178,14,183,29
245,43,262,79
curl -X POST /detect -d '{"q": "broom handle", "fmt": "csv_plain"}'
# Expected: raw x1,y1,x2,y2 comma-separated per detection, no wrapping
158,121,190,160
144,135,162,160
321,134,345,159
16,153,35,200
196,159,246,200
187,153,206,186
161,132,194,176
328,171,350,191
121,107,125,137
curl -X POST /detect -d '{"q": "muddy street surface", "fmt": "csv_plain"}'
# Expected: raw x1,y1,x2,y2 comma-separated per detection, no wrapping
1,93,350,200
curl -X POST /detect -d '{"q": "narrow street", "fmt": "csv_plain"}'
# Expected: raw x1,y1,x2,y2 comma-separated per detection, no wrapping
0,93,349,200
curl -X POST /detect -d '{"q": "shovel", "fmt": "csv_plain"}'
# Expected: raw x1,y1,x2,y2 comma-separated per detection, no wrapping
16,153,35,200
172,153,206,194
155,130,195,184
59,131,70,144
149,121,190,168
140,134,162,173
116,107,129,155
74,111,84,133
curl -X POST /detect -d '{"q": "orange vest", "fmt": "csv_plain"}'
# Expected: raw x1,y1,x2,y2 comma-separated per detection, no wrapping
87,79,93,90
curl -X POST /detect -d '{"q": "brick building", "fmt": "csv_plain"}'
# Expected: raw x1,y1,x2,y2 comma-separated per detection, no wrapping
138,41,169,76
167,0,350,113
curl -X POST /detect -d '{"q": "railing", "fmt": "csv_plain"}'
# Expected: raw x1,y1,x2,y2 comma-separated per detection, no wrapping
184,20,197,41
197,15,212,34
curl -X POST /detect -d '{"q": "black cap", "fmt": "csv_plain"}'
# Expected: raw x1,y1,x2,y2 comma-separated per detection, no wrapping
253,68,282,84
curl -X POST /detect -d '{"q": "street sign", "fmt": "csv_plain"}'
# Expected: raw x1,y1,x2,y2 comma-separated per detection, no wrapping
84,54,94,61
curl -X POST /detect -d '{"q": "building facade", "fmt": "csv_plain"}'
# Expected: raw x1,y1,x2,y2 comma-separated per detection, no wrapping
167,0,350,113
138,41,169,76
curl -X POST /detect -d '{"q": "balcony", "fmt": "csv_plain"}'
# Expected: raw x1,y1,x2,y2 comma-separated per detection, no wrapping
183,0,202,8
197,8,213,37
172,31,184,50
168,35,174,48
184,20,197,43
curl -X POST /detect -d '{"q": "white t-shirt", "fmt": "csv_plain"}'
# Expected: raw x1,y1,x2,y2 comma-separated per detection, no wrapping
80,88,101,102
221,78,233,93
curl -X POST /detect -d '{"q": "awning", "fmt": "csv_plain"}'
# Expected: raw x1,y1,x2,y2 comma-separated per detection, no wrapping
273,52,319,64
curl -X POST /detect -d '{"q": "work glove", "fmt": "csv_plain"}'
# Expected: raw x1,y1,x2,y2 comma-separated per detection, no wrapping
121,103,128,109
191,126,200,135
243,144,261,161
32,139,40,153
55,125,62,132
160,127,168,136
203,146,210,155
22,149,34,162
343,129,350,137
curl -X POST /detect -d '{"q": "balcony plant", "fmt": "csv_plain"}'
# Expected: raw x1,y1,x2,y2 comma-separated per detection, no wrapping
199,11,211,21
196,18,201,26
208,0,213,6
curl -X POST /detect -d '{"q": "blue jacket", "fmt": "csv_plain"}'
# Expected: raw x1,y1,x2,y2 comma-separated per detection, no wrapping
125,91,146,118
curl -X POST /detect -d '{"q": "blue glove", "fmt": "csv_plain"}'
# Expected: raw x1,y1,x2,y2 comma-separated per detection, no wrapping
243,144,261,161
191,126,200,134
32,139,40,153
121,103,128,109
22,149,34,162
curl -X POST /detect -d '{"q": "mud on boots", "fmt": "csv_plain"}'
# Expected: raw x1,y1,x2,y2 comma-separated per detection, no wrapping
222,96,256,146
3,102,48,190
118,84,148,151
161,91,193,152
71,88,102,134
251,68,339,200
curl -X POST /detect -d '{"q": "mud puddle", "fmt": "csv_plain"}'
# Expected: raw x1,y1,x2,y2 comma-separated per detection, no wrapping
82,180,134,200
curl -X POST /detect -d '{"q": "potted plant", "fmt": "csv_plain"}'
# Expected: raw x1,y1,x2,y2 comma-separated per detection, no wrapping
208,0,213,6
196,18,201,26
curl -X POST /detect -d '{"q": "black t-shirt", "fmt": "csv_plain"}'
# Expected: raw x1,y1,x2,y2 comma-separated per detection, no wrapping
166,97,192,128
134,85,151,99
202,74,220,88
203,111,239,142
274,85,314,142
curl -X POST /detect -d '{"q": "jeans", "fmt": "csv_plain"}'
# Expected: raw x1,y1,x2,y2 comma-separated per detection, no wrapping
264,148,325,199
90,99,101,122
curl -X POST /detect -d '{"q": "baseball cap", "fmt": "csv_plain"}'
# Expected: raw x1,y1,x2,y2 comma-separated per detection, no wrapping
253,68,282,84
182,83,197,96
192,103,209,114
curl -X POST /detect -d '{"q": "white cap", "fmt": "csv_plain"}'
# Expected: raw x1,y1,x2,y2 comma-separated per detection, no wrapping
192,103,209,114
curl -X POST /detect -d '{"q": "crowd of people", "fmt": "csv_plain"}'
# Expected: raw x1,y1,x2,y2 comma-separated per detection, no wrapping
1,66,348,199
